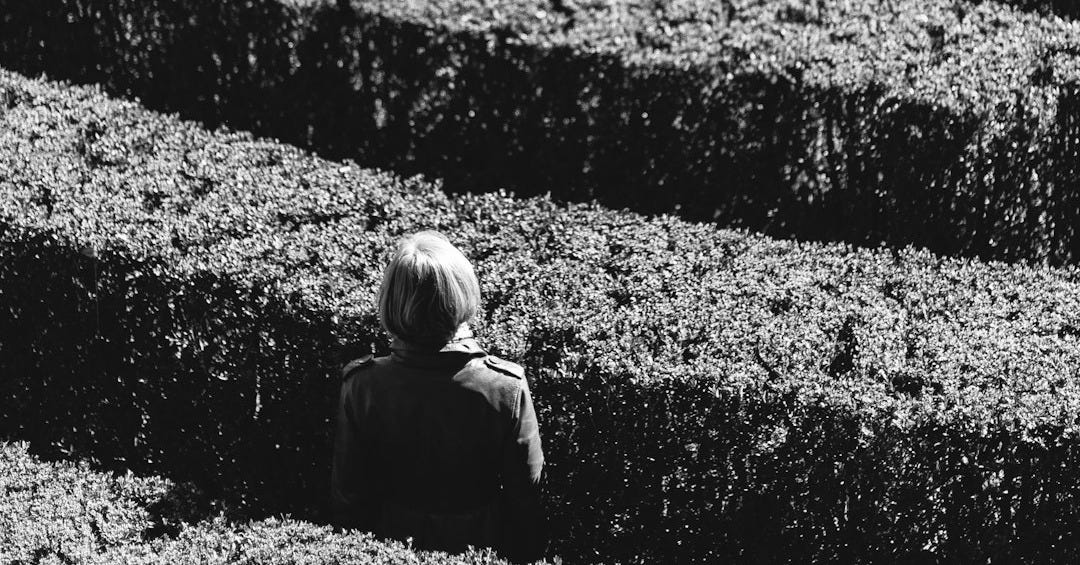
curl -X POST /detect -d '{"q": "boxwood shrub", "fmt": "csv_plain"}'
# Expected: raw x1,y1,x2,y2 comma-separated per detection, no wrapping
92,518,520,564
986,0,1080,19
5,68,1080,562
4,0,1080,263
0,441,171,564
0,442,519,564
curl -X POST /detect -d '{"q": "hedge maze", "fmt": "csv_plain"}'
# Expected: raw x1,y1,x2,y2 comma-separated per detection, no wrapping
5,1,1080,564
5,0,1080,263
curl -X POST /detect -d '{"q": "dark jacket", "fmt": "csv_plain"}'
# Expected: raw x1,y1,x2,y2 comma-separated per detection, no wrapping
331,333,546,562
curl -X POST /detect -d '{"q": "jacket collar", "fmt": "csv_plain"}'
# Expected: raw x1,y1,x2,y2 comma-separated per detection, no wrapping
390,325,486,369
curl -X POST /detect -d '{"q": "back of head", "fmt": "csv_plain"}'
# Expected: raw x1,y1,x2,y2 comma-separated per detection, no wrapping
378,231,480,347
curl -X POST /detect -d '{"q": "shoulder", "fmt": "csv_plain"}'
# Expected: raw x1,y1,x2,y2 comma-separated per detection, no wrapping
457,355,529,414
341,354,376,382
481,355,525,380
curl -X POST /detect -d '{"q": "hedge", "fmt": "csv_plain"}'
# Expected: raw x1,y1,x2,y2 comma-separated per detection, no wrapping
4,0,1080,263
0,442,520,565
91,518,519,565
0,441,172,564
986,0,1080,19
6,68,1080,563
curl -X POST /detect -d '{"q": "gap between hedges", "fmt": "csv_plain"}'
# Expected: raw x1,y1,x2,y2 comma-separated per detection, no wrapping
4,1,1080,263
5,68,1080,562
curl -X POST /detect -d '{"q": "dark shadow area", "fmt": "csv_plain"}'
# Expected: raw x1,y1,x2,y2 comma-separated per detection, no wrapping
3,239,1080,563
139,479,223,540
0,234,367,524
3,1,1080,264
973,0,1080,20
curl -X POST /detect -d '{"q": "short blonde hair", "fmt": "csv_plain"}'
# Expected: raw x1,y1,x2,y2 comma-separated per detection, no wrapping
377,231,480,346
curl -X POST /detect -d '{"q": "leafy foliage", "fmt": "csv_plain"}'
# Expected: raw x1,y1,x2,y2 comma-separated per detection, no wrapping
4,0,1080,262
92,518,518,565
0,442,520,565
5,68,1080,562
982,0,1080,19
0,442,171,564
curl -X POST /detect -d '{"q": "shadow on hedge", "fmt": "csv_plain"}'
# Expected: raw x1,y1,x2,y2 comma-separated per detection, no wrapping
4,1,1080,264
978,0,1080,20
5,241,1080,563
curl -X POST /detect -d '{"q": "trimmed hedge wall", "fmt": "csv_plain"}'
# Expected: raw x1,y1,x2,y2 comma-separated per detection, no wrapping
6,69,1080,562
4,1,1080,263
0,442,519,564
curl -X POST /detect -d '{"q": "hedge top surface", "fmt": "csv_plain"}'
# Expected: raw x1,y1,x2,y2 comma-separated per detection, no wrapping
5,67,1080,434
91,517,520,565
0,442,523,564
338,0,1080,117
0,442,172,563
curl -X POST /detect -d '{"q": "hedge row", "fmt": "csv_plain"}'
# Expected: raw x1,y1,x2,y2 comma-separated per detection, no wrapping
0,442,519,564
6,68,1080,563
987,0,1080,19
0,441,171,563
93,518,518,565
4,0,1080,263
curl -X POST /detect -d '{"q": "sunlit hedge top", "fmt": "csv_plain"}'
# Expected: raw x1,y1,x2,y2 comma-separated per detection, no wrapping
0,442,518,564
4,67,1080,435
336,0,1080,116
0,441,170,562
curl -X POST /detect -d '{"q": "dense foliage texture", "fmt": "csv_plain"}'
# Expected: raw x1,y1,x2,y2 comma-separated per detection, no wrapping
4,0,1080,263
0,442,517,564
6,69,1080,563
0,442,171,564
985,0,1080,19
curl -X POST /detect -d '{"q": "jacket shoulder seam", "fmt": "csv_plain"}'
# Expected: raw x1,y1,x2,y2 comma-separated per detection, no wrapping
483,355,525,379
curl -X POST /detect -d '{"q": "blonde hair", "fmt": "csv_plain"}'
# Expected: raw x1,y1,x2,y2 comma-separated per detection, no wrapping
377,231,480,346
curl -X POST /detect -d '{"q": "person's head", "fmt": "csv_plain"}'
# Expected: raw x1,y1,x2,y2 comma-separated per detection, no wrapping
377,231,480,346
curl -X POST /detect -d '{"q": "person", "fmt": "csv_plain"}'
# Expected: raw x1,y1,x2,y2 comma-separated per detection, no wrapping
331,231,546,563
